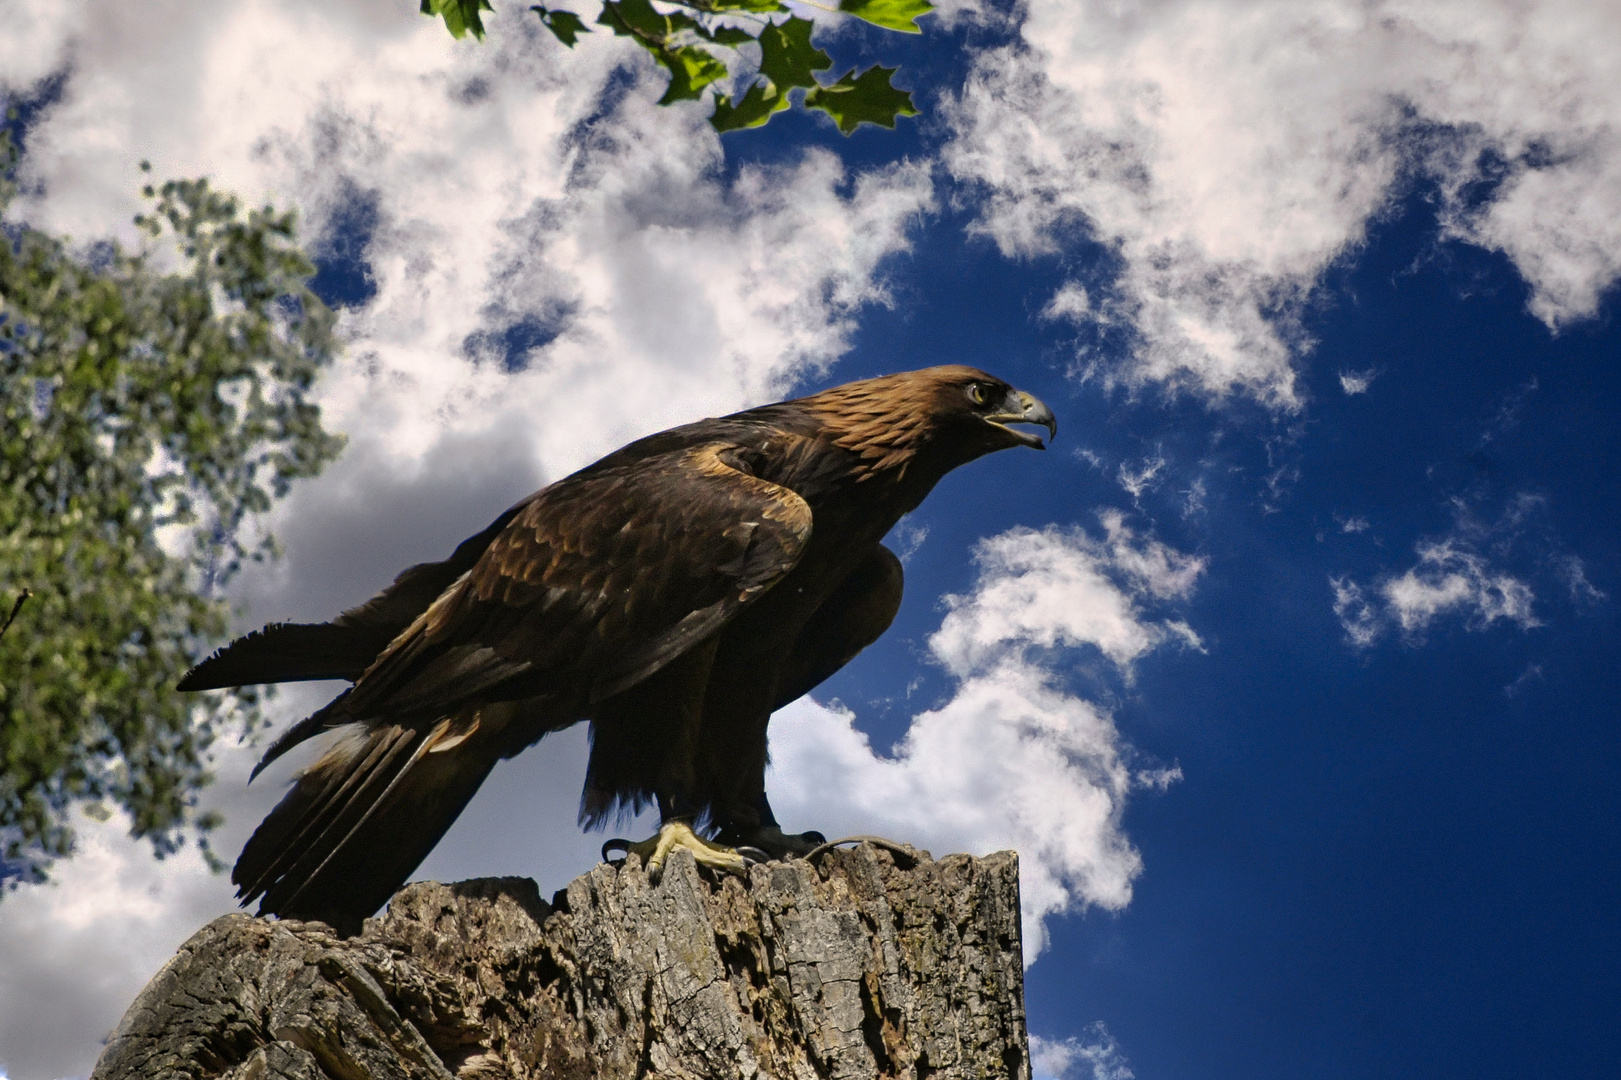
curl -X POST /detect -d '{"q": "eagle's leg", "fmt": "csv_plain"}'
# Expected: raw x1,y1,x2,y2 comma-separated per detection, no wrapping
713,792,826,860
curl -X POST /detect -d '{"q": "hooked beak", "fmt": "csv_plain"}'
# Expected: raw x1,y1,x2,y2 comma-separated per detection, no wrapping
986,389,1057,449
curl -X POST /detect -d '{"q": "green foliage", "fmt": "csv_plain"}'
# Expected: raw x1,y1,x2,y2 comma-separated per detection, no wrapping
531,4,591,46
836,0,932,34
805,64,918,134
598,0,733,105
432,0,933,134
421,0,495,39
758,16,832,92
0,134,343,887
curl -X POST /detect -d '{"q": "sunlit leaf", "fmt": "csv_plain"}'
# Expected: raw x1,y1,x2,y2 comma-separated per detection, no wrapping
836,0,933,33
657,45,731,103
711,80,790,132
758,16,831,93
420,0,494,40
804,64,919,134
531,5,592,47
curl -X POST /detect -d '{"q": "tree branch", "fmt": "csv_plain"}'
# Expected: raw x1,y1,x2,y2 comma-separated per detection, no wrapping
0,589,30,642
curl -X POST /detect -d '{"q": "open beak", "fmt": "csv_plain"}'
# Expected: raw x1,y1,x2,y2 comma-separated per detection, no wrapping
986,389,1057,449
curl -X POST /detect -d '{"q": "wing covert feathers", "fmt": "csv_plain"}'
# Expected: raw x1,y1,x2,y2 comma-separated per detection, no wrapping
342,443,812,719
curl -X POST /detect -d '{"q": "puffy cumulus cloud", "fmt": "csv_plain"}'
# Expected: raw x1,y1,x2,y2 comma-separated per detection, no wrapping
1332,540,1538,647
931,511,1205,675
0,809,237,1079
3,0,933,477
1030,1025,1136,1080
944,0,1621,409
770,516,1203,962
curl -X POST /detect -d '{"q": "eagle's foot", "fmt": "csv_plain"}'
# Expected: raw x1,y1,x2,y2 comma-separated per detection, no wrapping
713,822,827,861
603,820,760,885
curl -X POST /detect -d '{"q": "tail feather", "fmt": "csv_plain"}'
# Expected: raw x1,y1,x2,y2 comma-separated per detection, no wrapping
235,724,416,908
233,708,501,936
180,496,537,694
178,622,391,691
249,688,357,782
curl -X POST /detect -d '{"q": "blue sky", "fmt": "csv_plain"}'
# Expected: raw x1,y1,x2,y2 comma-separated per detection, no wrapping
2,1,1618,1077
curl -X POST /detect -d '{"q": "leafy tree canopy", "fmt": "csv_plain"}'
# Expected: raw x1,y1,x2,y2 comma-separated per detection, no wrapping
422,0,930,133
0,131,344,888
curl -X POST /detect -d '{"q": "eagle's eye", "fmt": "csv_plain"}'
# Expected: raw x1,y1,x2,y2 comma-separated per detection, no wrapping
966,383,989,406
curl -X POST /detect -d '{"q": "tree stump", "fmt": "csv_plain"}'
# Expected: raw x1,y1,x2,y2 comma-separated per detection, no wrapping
91,844,1029,1079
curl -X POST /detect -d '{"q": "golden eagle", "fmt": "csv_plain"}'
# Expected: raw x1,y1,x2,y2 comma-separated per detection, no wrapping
181,366,1054,934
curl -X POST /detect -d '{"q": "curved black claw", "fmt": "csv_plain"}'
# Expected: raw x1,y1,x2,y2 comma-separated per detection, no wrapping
602,837,633,864
713,824,827,861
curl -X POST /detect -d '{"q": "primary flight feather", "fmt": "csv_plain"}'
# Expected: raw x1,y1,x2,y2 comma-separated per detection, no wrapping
181,365,1055,934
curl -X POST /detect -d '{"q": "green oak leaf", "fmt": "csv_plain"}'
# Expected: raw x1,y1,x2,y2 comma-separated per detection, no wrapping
530,5,591,46
657,44,731,103
758,16,831,93
711,80,790,132
837,0,933,34
420,0,494,40
804,65,919,134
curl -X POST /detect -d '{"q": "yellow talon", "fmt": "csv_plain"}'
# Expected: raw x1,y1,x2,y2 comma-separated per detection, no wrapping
610,820,752,884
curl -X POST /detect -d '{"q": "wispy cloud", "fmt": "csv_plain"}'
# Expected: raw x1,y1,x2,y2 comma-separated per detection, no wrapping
1339,368,1379,395
1333,540,1538,647
1031,1024,1136,1080
1117,452,1167,502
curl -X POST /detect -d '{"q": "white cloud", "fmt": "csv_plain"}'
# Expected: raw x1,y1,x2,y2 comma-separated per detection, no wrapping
1560,555,1606,605
1383,541,1538,633
0,705,290,1080
1030,1025,1136,1080
1339,369,1378,395
1333,540,1538,647
772,516,1202,962
4,0,933,477
1116,452,1166,501
944,0,1621,409
932,511,1205,676
0,811,235,1079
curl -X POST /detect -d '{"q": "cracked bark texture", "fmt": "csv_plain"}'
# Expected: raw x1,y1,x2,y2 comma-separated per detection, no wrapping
91,844,1029,1080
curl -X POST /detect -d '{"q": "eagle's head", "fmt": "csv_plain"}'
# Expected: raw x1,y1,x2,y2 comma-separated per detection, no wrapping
804,365,1057,478
926,365,1057,451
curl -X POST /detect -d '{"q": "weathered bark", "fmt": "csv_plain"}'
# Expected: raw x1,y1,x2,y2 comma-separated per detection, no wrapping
92,844,1029,1080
